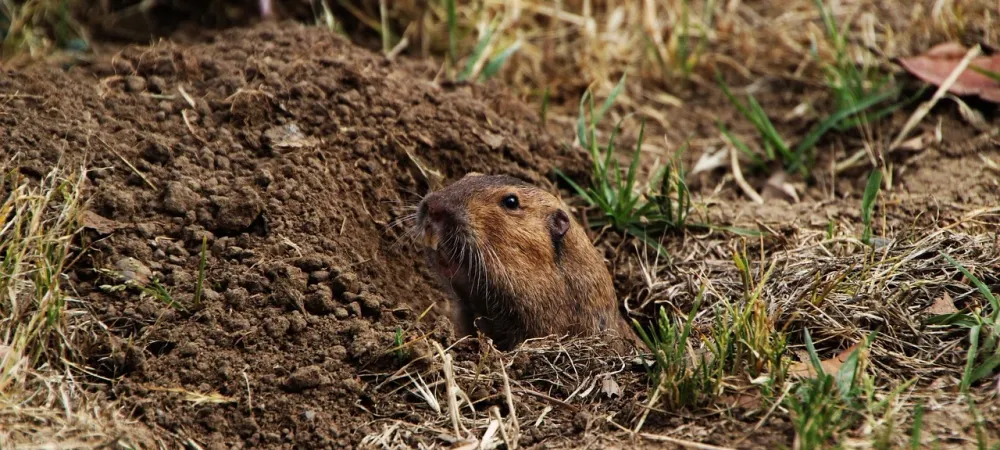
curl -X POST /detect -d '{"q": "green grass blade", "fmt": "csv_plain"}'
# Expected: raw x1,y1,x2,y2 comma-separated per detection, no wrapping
803,328,825,375
553,169,595,207
717,73,752,118
910,402,925,450
480,40,521,80
941,253,1000,317
834,86,923,131
719,123,763,165
969,353,1000,384
642,31,668,77
596,73,627,125
860,168,883,245
445,0,457,65
960,325,982,393
746,95,789,159
970,65,1000,82
620,119,647,213
628,225,668,258
458,22,497,81
795,87,901,156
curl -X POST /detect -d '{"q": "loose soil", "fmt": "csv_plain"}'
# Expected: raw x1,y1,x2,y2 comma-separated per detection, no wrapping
4,22,588,448
2,18,999,450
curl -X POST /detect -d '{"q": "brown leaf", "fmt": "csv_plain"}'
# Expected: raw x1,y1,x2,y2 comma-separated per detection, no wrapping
898,42,1000,103
927,291,959,315
788,342,860,378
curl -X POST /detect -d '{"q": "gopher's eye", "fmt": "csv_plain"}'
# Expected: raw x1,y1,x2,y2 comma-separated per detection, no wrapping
501,194,519,210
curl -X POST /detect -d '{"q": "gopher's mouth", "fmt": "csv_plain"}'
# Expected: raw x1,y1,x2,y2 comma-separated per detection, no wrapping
420,223,463,279
430,248,462,279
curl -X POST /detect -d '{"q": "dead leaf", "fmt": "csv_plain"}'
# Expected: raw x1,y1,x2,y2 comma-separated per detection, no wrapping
79,210,122,235
690,147,728,175
899,42,1000,103
927,291,959,315
600,376,622,398
788,341,860,378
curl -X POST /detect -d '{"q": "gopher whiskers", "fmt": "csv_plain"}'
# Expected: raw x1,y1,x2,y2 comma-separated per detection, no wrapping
387,212,421,251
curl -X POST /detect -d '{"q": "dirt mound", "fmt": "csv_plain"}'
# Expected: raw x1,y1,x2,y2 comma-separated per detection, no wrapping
1,22,587,447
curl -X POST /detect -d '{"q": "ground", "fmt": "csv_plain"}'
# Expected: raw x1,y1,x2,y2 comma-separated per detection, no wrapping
1,1,999,449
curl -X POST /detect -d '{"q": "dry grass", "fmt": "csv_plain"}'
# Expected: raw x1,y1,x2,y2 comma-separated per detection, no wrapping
360,0,995,142
361,332,640,449
0,162,162,448
362,208,1000,448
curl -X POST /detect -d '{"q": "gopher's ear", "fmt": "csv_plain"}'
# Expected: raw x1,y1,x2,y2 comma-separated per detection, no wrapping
550,209,570,240
549,209,571,262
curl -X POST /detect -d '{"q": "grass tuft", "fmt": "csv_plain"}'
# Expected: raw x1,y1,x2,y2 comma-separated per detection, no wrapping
558,74,692,254
0,165,156,446
633,294,714,409
634,247,788,410
785,330,873,449
934,253,1000,393
1,0,89,63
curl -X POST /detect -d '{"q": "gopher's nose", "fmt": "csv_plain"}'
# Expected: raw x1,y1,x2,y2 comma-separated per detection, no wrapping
420,195,456,226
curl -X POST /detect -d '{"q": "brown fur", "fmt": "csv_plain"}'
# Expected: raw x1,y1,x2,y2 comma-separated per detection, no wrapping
415,173,639,352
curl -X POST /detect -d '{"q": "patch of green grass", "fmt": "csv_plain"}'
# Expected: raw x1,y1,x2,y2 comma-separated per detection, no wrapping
725,246,789,384
717,75,903,176
633,249,789,410
444,0,457,65
860,168,882,245
717,80,793,170
909,402,925,450
443,5,519,83
785,330,919,449
929,254,1000,393
1,0,89,61
0,167,84,374
633,292,715,409
643,0,716,80
556,74,693,254
785,330,872,449
716,1,917,176
676,0,715,77
811,0,900,132
0,165,159,446
392,327,409,361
